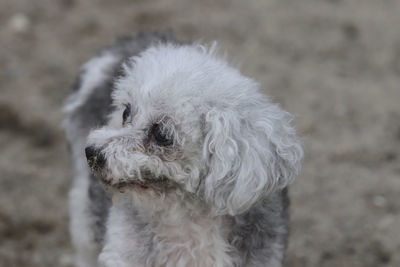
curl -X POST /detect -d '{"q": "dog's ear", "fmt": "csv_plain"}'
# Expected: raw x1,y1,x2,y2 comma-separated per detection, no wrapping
202,98,303,215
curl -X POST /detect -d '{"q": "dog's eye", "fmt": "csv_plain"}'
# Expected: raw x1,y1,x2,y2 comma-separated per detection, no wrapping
122,105,131,125
151,123,173,146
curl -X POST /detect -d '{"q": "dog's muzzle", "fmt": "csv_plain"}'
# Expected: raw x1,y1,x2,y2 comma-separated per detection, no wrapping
85,146,106,172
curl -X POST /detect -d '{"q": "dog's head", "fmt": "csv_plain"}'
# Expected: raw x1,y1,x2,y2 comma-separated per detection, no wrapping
86,44,303,215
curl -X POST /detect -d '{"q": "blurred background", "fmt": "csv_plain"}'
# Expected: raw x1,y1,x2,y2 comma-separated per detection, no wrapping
1,0,399,266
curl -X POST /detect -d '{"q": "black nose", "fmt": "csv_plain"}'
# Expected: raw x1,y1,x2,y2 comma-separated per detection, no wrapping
85,146,106,170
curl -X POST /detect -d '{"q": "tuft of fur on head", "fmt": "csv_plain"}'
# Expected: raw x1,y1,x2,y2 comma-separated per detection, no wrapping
86,43,303,216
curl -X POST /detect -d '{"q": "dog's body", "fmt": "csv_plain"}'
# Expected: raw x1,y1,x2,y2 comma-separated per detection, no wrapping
64,32,302,267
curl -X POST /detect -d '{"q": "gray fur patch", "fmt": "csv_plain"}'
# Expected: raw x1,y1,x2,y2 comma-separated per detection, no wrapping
229,188,289,266
88,174,112,244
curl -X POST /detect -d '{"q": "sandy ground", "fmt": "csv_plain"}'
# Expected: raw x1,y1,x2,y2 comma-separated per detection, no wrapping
0,0,399,266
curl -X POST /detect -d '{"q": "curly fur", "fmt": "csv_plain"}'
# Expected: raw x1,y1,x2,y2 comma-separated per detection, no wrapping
64,32,302,267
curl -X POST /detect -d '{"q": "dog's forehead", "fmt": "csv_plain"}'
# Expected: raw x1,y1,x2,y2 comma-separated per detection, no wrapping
115,80,201,116
113,44,259,118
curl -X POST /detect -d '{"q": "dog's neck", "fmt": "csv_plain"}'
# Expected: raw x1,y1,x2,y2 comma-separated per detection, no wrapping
118,188,237,267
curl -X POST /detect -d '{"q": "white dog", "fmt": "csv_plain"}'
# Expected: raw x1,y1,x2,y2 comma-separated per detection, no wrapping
64,32,303,267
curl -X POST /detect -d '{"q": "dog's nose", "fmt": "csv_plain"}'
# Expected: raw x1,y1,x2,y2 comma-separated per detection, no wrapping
85,146,106,170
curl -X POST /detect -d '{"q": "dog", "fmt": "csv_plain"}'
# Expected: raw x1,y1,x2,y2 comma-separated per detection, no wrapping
63,32,303,267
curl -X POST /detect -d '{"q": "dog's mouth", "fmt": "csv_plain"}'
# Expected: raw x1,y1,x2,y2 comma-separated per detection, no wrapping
93,169,177,192
101,175,171,190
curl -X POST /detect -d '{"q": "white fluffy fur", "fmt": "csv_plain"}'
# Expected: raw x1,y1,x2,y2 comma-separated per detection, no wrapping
67,42,303,267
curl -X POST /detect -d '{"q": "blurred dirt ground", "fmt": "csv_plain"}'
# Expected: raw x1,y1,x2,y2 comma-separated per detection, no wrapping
1,0,399,266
